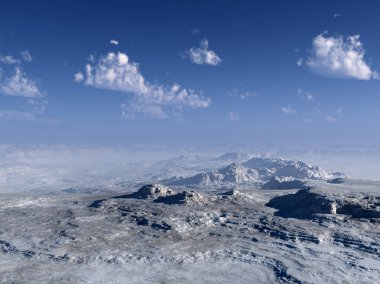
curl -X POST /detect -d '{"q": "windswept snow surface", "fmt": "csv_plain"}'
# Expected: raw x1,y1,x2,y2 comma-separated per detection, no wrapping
1,181,380,283
0,145,380,283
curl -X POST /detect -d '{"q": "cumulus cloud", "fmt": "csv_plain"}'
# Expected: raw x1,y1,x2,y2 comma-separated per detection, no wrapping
281,105,297,114
78,52,147,94
187,39,221,66
1,51,33,65
226,112,240,121
307,33,377,80
0,55,20,65
20,50,33,62
110,39,119,45
75,52,211,119
121,83,210,119
0,49,47,121
74,72,84,82
227,88,257,100
297,88,314,101
0,67,43,98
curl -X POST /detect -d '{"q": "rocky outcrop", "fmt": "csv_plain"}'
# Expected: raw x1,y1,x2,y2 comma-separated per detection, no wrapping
244,158,333,180
126,184,174,199
267,188,380,219
262,176,305,190
154,191,206,205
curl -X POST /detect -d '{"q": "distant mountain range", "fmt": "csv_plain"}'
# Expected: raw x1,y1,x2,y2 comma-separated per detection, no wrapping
164,157,346,189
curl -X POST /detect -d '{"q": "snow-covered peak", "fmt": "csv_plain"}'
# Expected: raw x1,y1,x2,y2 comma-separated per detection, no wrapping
164,157,344,188
165,162,259,186
217,163,259,183
244,157,333,180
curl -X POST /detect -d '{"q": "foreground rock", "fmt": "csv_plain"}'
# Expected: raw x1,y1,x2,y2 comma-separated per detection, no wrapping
267,186,380,219
125,184,174,199
1,180,380,283
154,191,206,205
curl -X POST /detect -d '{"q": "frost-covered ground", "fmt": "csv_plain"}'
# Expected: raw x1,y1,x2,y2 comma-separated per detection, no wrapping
0,145,379,283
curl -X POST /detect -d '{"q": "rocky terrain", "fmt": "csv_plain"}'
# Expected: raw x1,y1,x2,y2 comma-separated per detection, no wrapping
0,179,380,283
0,149,379,283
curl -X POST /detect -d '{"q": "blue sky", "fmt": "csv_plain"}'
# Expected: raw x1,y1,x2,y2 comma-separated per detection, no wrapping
0,0,379,145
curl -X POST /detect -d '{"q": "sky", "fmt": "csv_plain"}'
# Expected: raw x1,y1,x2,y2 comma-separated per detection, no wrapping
0,0,379,145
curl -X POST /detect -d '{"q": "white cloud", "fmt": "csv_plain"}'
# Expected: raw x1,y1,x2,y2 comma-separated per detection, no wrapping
121,102,168,119
296,58,303,66
307,33,377,80
0,49,47,120
304,93,314,101
297,88,314,101
20,50,33,62
75,52,211,119
333,13,340,18
79,52,148,94
27,98,48,114
121,84,210,119
0,110,36,121
0,50,32,65
281,105,297,114
74,72,84,82
0,67,43,98
226,112,240,121
0,55,20,65
227,88,256,100
110,39,119,45
188,39,221,66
